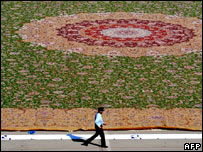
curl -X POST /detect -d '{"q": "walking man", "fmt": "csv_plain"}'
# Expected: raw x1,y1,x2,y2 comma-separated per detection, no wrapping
82,107,108,148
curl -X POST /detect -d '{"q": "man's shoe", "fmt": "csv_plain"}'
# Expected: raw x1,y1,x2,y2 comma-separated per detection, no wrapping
81,143,88,146
101,145,108,148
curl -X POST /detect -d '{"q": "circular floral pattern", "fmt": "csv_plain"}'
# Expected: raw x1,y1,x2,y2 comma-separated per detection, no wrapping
16,12,202,58
56,18,195,48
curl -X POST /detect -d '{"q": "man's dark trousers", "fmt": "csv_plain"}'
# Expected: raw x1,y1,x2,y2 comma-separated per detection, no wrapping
84,124,106,146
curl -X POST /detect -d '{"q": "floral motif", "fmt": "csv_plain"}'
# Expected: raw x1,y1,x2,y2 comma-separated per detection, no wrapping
16,12,202,58
56,18,195,48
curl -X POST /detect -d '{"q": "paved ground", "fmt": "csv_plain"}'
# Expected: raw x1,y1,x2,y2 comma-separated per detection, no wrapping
1,129,202,151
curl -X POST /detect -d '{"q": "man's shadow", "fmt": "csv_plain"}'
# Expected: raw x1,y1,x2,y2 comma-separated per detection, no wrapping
66,134,101,147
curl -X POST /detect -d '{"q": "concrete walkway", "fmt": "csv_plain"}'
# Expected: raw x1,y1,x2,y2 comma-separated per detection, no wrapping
1,129,202,151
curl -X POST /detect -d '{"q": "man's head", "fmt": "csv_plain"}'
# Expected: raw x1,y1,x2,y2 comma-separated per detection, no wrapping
98,107,104,114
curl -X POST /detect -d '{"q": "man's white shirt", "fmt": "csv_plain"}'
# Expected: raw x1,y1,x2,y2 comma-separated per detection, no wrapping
95,113,104,127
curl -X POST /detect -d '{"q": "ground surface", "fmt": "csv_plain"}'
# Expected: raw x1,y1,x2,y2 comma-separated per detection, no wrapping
1,130,202,151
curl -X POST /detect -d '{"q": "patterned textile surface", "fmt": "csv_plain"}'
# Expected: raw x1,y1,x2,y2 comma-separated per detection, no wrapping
2,12,202,131
1,108,202,131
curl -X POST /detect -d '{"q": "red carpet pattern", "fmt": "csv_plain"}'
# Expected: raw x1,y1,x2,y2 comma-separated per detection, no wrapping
16,12,202,58
56,18,195,48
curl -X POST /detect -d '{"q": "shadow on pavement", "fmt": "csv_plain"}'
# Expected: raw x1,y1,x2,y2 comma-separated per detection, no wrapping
66,134,101,148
